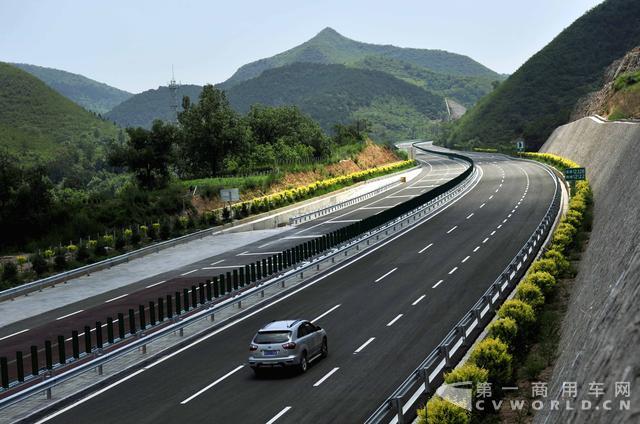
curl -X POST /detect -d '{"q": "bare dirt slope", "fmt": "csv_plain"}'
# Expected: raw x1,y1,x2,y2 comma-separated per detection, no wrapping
535,117,640,422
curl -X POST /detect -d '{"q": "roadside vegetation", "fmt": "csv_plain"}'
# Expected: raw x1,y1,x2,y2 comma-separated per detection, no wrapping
0,84,412,289
417,153,593,423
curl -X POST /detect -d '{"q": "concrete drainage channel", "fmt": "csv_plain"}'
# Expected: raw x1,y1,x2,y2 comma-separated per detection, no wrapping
0,150,478,424
364,160,562,424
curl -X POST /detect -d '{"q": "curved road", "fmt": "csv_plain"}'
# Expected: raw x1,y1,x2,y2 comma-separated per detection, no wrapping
35,150,558,424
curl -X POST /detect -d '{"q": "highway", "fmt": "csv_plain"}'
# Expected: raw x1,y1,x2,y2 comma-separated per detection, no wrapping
0,151,467,368
32,149,558,424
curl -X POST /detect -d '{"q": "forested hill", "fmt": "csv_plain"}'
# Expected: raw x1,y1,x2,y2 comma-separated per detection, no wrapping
11,63,133,114
105,85,203,129
224,62,447,135
0,62,119,160
222,27,501,88
448,0,640,150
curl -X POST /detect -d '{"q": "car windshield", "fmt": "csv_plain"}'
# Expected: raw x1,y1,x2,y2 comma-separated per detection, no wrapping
254,331,291,344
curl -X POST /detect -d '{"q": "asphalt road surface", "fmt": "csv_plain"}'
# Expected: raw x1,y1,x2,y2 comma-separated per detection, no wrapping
35,151,557,424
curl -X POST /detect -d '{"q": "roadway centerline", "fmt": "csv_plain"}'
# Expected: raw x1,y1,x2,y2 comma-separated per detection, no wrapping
461,256,470,263
354,337,376,354
312,304,341,322
418,243,433,253
180,269,198,276
265,406,292,424
446,226,458,234
473,246,480,252
482,237,489,243
313,367,340,387
104,294,128,303
412,295,426,306
56,310,84,320
0,328,30,341
448,267,458,275
145,280,167,289
210,259,225,266
497,224,503,229
374,267,398,283
489,195,494,200
491,230,497,236
387,314,403,327
479,203,486,208
466,213,474,219
432,280,444,288
180,365,245,405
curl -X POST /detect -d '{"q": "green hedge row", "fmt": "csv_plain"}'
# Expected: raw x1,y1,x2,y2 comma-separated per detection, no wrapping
418,155,592,423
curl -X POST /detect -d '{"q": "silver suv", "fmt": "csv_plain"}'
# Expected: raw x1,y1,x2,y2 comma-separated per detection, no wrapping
248,320,328,374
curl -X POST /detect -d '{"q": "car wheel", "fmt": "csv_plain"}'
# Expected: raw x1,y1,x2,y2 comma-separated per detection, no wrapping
298,352,308,373
320,338,328,358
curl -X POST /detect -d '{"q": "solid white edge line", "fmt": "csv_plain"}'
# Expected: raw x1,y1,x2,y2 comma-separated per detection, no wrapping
104,294,128,303
55,310,84,321
312,367,340,387
180,365,245,404
374,267,398,283
354,337,376,354
0,328,30,341
37,159,484,421
265,406,292,424
311,304,341,322
412,295,426,306
386,314,403,326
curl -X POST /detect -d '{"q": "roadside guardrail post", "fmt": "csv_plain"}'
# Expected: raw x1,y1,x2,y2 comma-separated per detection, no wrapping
129,309,136,334
72,331,80,358
107,317,114,344
83,327,92,354
183,288,190,311
0,357,8,388
238,269,245,287
393,397,405,424
139,304,146,329
45,340,53,369
158,298,165,322
213,278,220,298
16,351,24,382
117,313,126,340
149,301,156,326
96,321,103,349
267,257,273,275
199,283,205,304
57,335,66,365
420,367,430,394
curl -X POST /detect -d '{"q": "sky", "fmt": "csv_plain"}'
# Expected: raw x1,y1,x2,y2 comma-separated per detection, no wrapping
0,0,604,93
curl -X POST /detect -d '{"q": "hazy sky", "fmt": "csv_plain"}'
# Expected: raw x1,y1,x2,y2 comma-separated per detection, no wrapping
1,0,603,93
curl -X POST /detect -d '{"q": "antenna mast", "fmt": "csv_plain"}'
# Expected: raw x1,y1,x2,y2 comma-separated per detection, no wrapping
168,65,179,122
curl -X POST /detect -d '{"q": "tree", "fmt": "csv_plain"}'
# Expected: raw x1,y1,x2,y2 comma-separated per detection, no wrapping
177,85,248,177
108,121,176,189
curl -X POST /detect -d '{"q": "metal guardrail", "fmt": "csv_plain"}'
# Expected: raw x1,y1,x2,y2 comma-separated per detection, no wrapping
0,148,477,414
289,179,403,225
364,154,562,424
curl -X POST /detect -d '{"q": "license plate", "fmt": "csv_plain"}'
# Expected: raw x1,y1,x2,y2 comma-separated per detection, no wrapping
263,350,278,356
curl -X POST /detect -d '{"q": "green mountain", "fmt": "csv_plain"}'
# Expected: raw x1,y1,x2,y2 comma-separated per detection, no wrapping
105,84,203,129
222,27,501,88
448,0,640,150
11,63,133,114
224,62,447,140
0,62,119,160
351,55,495,107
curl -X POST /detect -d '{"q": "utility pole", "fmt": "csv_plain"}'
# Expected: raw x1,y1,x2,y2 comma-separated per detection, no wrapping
168,65,179,123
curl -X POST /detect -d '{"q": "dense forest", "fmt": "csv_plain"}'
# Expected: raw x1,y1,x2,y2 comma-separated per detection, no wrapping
448,0,640,150
11,63,133,114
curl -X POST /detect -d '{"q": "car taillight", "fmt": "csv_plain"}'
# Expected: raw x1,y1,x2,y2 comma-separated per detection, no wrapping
249,344,258,351
282,342,296,350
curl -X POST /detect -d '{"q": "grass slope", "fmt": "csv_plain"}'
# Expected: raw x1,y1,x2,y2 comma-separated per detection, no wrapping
105,84,203,129
12,63,133,114
224,62,447,136
448,0,640,150
222,27,500,87
0,62,118,159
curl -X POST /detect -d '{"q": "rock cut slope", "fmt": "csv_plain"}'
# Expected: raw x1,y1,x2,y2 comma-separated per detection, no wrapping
535,116,640,423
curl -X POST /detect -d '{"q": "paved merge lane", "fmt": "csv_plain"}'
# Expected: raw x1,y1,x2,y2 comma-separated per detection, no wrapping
40,154,557,424
0,153,462,367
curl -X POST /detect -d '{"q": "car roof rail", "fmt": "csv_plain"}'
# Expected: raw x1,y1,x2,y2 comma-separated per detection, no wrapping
287,319,303,328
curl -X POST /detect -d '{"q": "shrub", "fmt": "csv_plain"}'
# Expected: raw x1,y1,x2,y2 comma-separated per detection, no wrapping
115,234,127,251
53,251,67,271
445,363,489,398
515,282,545,311
543,249,570,275
130,227,142,245
418,396,469,424
76,244,90,261
43,249,54,259
529,258,559,278
16,256,27,270
524,271,556,295
93,241,107,257
469,337,512,387
487,317,518,348
102,234,114,247
498,299,536,334
66,244,78,253
2,262,18,282
123,228,133,239
159,220,171,240
30,253,49,276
